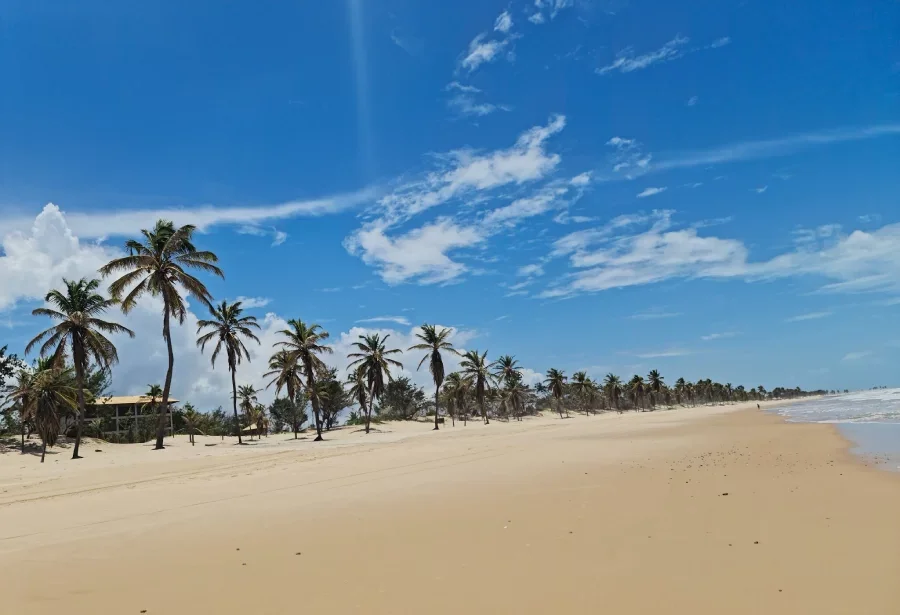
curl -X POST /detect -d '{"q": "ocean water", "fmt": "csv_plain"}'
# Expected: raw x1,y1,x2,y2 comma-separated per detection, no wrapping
774,389,900,471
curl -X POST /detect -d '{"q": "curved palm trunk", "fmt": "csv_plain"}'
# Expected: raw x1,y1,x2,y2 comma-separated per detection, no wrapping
433,385,440,430
155,308,175,450
41,441,47,463
556,396,564,419
231,368,242,444
480,398,489,425
303,360,324,441
72,343,86,459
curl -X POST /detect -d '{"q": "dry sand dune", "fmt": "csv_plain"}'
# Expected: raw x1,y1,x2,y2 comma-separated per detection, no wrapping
1,402,898,614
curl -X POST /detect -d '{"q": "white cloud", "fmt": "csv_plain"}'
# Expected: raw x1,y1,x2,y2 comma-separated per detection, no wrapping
528,12,546,24
356,316,411,326
344,219,484,285
517,264,545,277
653,123,900,172
0,204,117,311
597,35,690,75
687,96,699,106
460,33,509,72
842,351,872,361
0,187,379,240
634,349,692,359
710,37,731,48
376,115,566,222
785,311,833,322
233,296,272,309
495,315,510,321
637,187,667,198
754,186,769,194
272,230,288,246
629,310,682,321
701,332,737,341
494,10,513,33
446,81,482,94
606,136,635,149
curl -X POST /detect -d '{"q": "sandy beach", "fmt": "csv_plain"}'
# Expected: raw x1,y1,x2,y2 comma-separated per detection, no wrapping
1,401,898,614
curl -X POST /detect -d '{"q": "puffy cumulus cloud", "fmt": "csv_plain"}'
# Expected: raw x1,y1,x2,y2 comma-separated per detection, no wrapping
0,203,118,311
344,219,484,285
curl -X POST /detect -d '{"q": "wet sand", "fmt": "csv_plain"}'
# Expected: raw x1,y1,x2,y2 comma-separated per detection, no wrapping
1,402,898,614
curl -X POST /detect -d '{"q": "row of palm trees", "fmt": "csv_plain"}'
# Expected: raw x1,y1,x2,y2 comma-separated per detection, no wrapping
3,217,812,463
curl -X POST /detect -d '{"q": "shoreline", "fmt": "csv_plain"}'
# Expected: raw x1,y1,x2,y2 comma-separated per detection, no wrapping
1,401,898,614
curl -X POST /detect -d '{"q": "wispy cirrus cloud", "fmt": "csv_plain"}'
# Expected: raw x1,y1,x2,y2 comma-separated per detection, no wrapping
0,186,380,240
356,316,411,326
701,331,737,341
842,351,872,361
785,311,833,322
232,296,272,309
629,310,682,321
541,210,900,299
634,348,692,359
637,186,667,198
597,35,690,75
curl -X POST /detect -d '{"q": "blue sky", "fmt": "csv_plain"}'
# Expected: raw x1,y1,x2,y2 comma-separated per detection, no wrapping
1,0,899,405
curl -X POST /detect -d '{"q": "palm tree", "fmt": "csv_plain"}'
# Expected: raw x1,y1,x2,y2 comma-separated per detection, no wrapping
237,384,259,438
409,324,458,430
545,368,567,418
4,366,36,452
585,378,599,415
25,278,134,460
492,355,522,388
503,380,528,421
265,350,303,415
570,371,591,416
196,300,261,445
141,384,163,439
444,372,471,426
100,219,223,450
460,349,492,425
347,333,403,434
629,375,646,411
603,373,622,413
275,320,332,441
347,367,370,428
6,358,77,462
181,403,203,445
674,377,686,404
647,369,664,409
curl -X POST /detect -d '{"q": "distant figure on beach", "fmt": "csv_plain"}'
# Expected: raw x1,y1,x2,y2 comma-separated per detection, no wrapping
757,404,760,409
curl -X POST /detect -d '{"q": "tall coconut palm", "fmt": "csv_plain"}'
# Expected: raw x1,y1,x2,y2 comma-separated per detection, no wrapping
674,377,686,405
570,371,591,416
275,320,332,441
647,369,665,409
100,219,223,450
629,375,646,411
603,373,622,413
444,372,471,426
585,378,599,415
492,355,522,389
346,367,370,427
503,380,528,421
545,368,567,418
347,333,403,434
409,324,458,430
460,349,492,425
25,278,134,460
265,350,303,411
196,300,260,445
